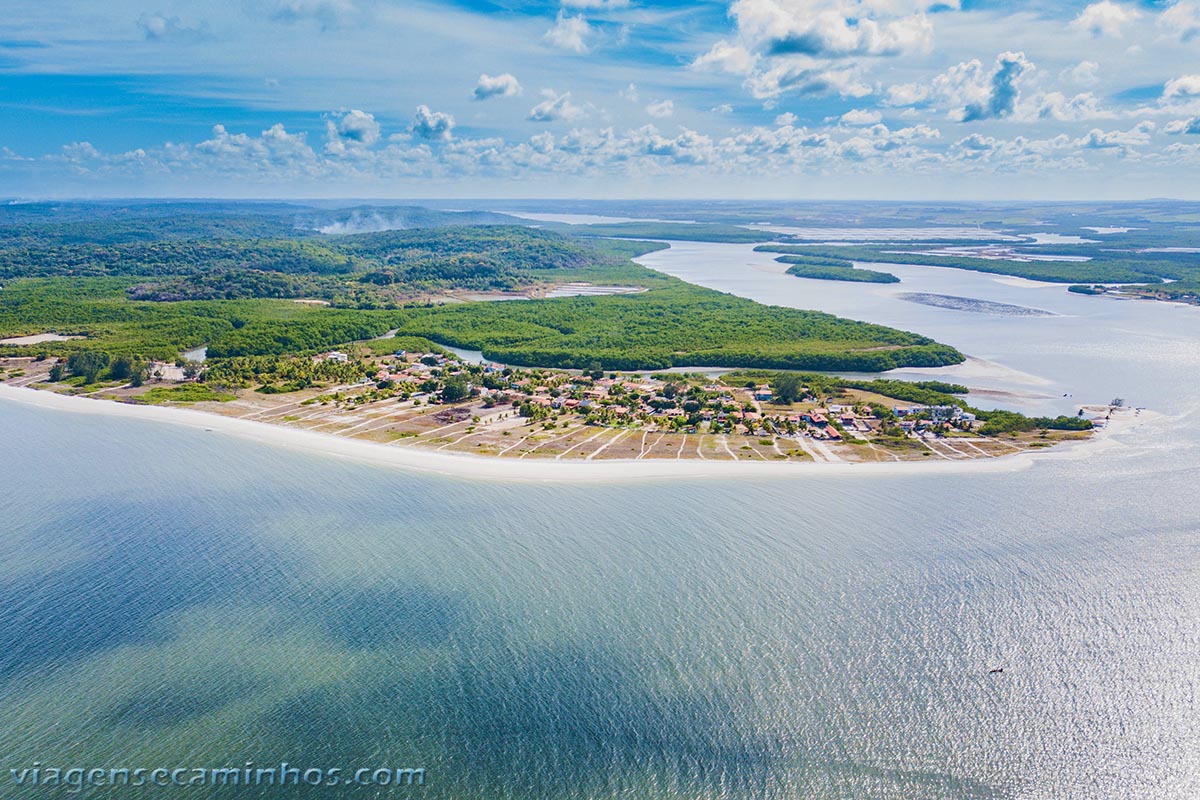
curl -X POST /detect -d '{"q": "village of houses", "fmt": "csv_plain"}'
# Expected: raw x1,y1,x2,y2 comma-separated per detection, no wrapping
181,346,1083,464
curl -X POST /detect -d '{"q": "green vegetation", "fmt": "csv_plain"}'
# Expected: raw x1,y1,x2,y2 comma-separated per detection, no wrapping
729,370,969,406
776,256,900,284
137,384,236,404
0,210,967,373
756,243,1200,284
728,369,1091,434
389,282,963,371
1071,281,1200,304
975,410,1094,435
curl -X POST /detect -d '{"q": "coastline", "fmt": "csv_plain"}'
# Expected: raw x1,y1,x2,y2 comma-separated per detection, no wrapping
0,382,1148,484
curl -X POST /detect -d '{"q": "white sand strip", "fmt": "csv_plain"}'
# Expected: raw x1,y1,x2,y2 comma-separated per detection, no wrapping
0,383,1150,484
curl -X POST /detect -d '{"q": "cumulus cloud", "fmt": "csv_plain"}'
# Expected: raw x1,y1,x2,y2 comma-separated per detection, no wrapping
407,105,455,141
1071,1,1141,37
646,99,674,118
473,73,522,100
1159,1,1200,42
33,108,1194,193
1163,75,1200,102
726,0,937,60
527,90,585,122
544,11,591,53
691,40,757,74
638,126,713,164
955,133,998,152
137,13,208,41
322,109,381,155
748,63,871,99
691,1,951,101
933,51,1032,122
841,108,882,126
1076,121,1155,152
620,83,639,102
1036,92,1113,122
1064,60,1100,86
884,82,929,107
1164,118,1200,134
335,109,380,144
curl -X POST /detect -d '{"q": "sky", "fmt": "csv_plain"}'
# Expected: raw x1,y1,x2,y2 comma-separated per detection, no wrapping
2,0,1200,199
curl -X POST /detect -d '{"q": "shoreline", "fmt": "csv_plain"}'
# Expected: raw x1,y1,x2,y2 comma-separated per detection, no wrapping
0,383,1149,484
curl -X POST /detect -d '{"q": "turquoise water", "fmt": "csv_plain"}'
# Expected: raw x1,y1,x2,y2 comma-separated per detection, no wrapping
2,246,1200,798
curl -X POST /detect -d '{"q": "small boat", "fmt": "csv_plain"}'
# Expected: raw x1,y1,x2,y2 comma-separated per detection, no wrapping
988,667,1004,674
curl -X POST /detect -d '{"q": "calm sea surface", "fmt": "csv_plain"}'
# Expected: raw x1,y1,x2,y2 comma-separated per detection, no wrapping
1,241,1198,799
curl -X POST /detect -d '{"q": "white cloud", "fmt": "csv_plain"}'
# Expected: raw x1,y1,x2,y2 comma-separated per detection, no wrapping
774,112,798,126
748,62,871,99
841,108,882,126
544,11,592,53
646,99,674,118
934,51,1033,122
955,133,998,152
726,0,937,60
691,40,757,75
712,103,734,114
638,126,714,164
527,90,585,122
409,105,455,141
323,109,381,155
1071,1,1141,37
693,1,954,102
335,109,380,144
620,83,639,102
1076,121,1155,150
884,82,929,107
1163,75,1200,102
270,0,357,29
529,132,555,153
1064,61,1101,86
1165,118,1200,134
474,73,523,101
561,0,629,8
1036,92,1113,122
1160,2,1200,42
137,13,206,41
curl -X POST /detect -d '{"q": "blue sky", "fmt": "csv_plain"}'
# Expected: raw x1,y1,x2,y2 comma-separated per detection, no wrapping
2,0,1200,198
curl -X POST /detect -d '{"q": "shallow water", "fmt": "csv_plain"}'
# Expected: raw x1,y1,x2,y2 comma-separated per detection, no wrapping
1,239,1199,799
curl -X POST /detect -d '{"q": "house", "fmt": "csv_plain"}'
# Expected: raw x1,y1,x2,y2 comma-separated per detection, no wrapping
317,350,349,364
150,361,187,382
753,384,772,401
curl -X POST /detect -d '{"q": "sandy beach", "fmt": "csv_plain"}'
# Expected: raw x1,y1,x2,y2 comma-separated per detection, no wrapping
0,383,1150,484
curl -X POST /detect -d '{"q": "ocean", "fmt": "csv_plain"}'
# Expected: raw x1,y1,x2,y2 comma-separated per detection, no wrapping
1,241,1198,798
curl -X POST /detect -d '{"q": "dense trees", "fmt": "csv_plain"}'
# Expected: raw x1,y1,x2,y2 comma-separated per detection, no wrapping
66,351,109,383
773,373,803,404
756,244,1200,285
0,213,967,374
390,284,964,371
